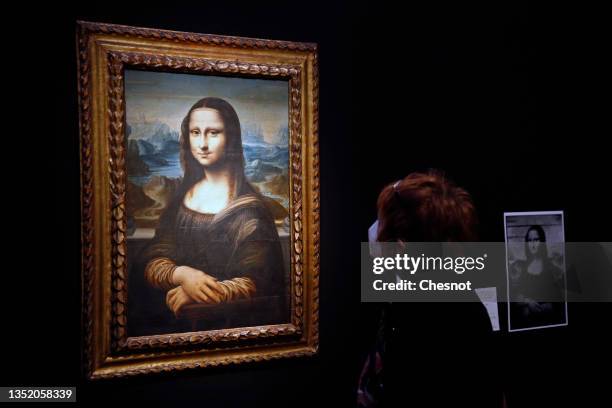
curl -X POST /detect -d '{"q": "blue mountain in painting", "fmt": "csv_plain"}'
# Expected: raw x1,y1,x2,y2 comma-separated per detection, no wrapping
135,139,156,155
160,139,181,154
241,123,289,208
242,124,289,183
130,121,179,148
242,123,266,144
127,120,182,185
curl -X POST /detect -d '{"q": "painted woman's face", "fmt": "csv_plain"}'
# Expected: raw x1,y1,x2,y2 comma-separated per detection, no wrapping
189,108,227,167
527,229,541,255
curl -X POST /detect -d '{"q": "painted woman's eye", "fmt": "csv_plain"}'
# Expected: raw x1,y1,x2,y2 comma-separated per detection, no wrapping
190,129,200,135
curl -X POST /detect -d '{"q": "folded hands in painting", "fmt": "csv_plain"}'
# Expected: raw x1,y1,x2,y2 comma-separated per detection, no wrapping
166,266,224,314
173,265,224,303
166,265,258,315
166,286,196,314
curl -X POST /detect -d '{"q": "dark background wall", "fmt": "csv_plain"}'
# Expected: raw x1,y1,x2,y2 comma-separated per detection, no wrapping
4,2,610,406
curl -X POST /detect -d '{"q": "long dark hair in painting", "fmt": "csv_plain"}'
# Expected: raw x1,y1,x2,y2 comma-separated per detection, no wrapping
178,97,250,198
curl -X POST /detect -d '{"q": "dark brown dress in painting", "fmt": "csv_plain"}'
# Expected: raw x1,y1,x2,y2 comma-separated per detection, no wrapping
128,185,289,336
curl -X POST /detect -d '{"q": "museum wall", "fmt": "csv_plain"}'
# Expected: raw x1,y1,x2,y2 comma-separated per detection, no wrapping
3,3,610,406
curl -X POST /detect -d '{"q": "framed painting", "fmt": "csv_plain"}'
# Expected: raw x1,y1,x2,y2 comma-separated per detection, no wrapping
77,21,319,379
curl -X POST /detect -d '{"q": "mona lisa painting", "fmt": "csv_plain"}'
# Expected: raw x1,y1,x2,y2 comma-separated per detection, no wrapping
78,21,319,379
126,71,291,336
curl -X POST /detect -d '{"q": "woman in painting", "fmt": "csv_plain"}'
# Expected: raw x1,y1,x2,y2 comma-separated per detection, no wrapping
140,97,287,330
510,225,566,329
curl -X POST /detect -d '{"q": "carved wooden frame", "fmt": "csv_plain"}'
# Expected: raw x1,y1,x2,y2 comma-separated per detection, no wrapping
77,21,319,379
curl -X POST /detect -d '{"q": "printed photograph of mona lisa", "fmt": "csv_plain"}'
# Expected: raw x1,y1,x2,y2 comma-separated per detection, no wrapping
505,211,568,332
124,70,291,336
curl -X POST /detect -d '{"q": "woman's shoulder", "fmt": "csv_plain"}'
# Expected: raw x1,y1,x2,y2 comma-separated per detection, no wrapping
208,191,270,225
206,193,280,243
226,192,268,215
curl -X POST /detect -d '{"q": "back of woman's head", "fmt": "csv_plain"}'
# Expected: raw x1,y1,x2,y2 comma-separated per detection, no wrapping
376,170,477,242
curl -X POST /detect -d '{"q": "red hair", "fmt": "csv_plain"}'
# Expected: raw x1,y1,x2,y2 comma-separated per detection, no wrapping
376,170,477,242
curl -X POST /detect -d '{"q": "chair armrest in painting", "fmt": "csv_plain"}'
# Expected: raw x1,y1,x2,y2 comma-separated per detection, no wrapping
175,296,285,321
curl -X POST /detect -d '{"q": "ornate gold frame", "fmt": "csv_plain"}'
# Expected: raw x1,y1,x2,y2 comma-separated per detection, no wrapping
77,21,319,379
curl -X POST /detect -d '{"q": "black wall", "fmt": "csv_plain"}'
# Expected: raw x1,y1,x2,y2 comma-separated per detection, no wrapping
4,3,610,406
